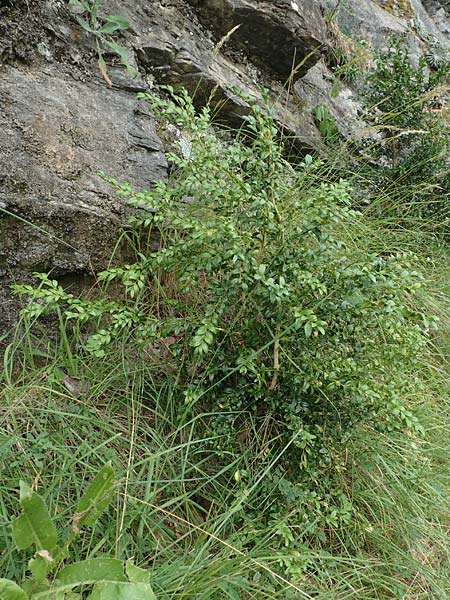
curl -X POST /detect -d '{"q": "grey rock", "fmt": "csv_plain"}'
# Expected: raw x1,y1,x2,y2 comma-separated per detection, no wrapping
322,0,423,59
186,0,328,81
323,0,450,63
294,59,362,141
0,62,167,342
127,0,322,147
423,0,450,14
323,0,407,44
411,0,450,43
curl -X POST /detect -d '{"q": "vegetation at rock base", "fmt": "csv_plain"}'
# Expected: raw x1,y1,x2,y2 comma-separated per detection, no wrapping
358,36,450,224
2,44,450,599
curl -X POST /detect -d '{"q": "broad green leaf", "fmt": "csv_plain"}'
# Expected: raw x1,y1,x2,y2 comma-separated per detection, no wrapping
104,40,138,77
28,591,63,600
125,561,150,584
100,15,130,34
87,582,157,600
29,552,54,581
56,558,126,586
99,22,123,34
73,464,115,530
107,15,130,28
30,589,76,600
0,579,28,600
12,483,57,554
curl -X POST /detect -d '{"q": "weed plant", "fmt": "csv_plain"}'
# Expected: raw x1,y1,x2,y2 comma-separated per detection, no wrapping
68,0,137,85
6,86,450,597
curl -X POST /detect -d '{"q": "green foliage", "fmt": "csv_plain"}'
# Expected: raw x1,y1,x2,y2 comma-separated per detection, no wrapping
0,465,156,599
0,580,28,600
313,103,340,144
74,463,115,528
68,0,136,84
12,87,435,563
359,36,450,220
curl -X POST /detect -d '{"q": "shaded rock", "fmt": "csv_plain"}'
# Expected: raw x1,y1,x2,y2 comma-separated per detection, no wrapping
411,0,450,43
0,0,43,65
186,0,328,81
423,0,450,14
124,0,322,147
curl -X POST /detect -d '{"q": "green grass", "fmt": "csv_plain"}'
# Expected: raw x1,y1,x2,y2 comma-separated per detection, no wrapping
2,233,450,598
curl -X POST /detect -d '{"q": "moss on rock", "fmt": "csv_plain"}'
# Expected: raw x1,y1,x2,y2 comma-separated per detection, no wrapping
375,0,414,18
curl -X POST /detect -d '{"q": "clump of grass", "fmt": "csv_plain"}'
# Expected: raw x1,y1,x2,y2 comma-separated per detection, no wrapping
2,315,450,597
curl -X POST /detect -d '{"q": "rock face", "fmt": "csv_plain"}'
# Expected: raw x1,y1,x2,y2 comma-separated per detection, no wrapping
1,0,450,346
0,62,167,315
325,0,424,60
0,0,167,344
187,0,327,80
423,0,450,13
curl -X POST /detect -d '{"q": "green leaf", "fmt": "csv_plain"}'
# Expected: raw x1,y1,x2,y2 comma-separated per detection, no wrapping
75,15,93,33
73,464,115,530
0,579,28,600
56,558,126,586
87,582,157,600
29,552,54,581
91,0,101,24
30,588,78,600
125,561,150,584
99,22,123,34
331,77,340,98
218,581,241,600
100,15,130,34
29,590,64,600
104,40,130,63
12,483,57,554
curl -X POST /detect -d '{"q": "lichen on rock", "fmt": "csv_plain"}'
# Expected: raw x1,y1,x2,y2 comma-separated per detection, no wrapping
375,0,414,18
